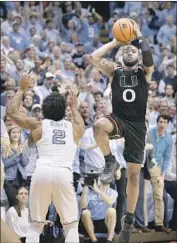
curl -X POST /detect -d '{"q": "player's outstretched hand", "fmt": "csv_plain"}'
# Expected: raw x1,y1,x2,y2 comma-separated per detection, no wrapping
67,86,78,109
19,71,34,91
131,19,142,38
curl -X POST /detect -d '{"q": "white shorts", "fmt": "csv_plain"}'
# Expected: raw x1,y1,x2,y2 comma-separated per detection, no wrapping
29,166,78,225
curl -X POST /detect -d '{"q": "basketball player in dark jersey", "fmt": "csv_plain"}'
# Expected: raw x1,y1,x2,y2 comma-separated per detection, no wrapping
91,22,154,242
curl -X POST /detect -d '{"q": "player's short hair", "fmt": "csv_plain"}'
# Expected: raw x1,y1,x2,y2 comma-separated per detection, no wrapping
123,45,139,53
42,92,66,121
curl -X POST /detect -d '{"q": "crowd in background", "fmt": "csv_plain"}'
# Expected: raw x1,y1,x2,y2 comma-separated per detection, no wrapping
0,1,176,242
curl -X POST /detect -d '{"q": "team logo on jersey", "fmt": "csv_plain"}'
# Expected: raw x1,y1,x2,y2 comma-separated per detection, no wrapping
120,75,138,88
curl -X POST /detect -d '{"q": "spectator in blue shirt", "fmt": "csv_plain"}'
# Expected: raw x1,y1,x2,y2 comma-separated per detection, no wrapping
80,11,102,43
147,114,173,232
9,20,27,51
8,58,24,85
123,2,142,15
80,179,117,243
157,16,176,46
84,35,103,54
3,125,29,207
162,2,177,24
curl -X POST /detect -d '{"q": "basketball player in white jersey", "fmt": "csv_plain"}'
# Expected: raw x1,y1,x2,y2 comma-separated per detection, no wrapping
7,72,85,243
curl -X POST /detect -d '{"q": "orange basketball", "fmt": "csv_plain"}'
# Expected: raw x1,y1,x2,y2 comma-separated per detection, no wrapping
112,18,136,43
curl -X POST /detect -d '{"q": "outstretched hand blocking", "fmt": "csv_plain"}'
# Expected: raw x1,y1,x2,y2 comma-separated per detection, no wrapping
67,87,78,109
19,71,34,91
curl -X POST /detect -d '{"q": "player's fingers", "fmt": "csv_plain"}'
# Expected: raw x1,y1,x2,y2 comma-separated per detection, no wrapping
69,87,75,99
28,71,34,79
130,19,138,31
24,70,32,78
21,72,29,81
26,71,34,82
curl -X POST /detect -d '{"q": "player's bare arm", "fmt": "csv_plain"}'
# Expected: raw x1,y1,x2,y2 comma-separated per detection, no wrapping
84,63,94,77
133,21,154,83
91,39,122,81
67,88,85,144
7,72,41,130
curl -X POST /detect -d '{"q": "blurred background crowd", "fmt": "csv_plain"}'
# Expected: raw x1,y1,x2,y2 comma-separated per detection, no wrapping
0,1,176,243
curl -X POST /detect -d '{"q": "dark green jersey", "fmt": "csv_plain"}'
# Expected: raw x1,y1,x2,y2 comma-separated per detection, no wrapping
111,66,148,122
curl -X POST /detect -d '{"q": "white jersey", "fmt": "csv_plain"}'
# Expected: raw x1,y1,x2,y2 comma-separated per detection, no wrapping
36,119,77,169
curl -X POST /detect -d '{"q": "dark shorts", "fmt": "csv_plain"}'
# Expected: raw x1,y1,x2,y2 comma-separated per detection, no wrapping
106,114,147,164
79,219,108,235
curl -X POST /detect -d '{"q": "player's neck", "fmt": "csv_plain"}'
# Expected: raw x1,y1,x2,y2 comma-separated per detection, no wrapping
124,63,138,71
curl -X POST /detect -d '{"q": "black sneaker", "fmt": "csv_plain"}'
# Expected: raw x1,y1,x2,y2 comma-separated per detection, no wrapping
100,156,120,183
118,216,134,243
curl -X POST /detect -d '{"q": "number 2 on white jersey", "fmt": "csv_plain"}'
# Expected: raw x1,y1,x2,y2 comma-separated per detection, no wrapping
52,129,66,145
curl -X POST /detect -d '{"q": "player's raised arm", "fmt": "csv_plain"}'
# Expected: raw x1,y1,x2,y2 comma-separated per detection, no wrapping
67,88,85,144
133,21,154,83
91,39,121,80
7,72,41,130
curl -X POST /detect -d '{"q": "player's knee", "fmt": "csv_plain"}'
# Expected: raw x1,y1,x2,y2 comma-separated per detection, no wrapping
128,171,140,187
93,119,104,133
93,117,111,134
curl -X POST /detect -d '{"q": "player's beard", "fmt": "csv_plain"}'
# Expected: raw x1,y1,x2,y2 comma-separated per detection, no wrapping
123,58,138,67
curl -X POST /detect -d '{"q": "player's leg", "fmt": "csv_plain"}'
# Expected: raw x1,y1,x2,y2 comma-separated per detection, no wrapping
93,117,114,156
52,168,79,243
118,164,141,243
115,168,127,233
126,163,142,220
26,167,52,243
119,123,146,243
104,208,117,241
93,116,121,182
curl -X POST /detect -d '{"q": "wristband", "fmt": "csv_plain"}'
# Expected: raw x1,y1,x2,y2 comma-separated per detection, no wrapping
138,37,154,67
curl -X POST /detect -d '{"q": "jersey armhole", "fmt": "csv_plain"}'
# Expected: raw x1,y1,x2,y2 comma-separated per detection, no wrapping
36,120,45,145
